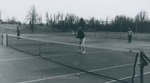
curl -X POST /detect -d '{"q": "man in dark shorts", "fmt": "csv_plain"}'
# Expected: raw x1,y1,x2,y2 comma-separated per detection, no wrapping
16,24,21,39
76,27,86,54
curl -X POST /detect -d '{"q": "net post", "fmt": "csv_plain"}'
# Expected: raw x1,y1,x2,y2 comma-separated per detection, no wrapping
132,52,139,83
140,51,144,83
6,34,8,47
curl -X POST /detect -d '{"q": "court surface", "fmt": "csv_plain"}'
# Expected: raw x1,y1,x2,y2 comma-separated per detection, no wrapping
0,33,150,83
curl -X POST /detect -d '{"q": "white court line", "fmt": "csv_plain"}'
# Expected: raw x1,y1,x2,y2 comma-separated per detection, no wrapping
105,71,150,83
89,63,134,72
0,56,40,62
20,72,84,83
19,63,134,83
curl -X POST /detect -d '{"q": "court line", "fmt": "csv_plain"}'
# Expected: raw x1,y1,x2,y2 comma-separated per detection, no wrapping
0,56,40,62
105,71,150,83
20,72,83,83
89,63,134,72
19,63,134,83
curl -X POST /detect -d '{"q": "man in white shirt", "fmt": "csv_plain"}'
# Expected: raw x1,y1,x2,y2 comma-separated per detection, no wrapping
128,28,133,43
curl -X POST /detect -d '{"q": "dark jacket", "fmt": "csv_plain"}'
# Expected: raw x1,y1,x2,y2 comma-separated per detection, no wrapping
77,30,85,39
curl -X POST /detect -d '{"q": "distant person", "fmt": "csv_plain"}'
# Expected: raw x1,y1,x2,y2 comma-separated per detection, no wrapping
76,27,86,54
16,24,21,39
128,28,133,43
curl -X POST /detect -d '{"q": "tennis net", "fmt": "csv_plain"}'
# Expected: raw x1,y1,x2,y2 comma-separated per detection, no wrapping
7,34,140,83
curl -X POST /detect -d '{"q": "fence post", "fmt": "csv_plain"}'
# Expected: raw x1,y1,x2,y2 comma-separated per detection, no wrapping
120,21,122,39
6,34,8,47
135,22,138,40
38,40,41,56
1,33,3,45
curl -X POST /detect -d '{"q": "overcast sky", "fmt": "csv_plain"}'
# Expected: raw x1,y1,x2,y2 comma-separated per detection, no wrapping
0,0,149,23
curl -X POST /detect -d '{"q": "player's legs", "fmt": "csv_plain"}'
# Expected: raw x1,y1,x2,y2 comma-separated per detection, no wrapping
81,38,86,54
129,35,131,43
128,35,129,43
130,35,132,43
17,32,19,39
17,32,21,39
78,40,82,52
128,35,130,43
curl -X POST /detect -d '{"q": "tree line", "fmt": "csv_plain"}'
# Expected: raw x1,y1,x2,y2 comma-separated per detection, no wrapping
27,5,149,33
44,11,150,33
1,5,150,33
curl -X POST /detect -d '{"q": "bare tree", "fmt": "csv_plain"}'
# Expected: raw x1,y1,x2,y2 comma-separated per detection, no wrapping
0,10,2,23
56,12,60,23
0,10,1,20
135,11,148,23
45,12,49,26
5,17,20,24
26,5,38,32
37,14,42,25
49,14,53,28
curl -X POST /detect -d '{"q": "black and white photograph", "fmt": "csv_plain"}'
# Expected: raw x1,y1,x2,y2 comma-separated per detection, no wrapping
0,0,150,83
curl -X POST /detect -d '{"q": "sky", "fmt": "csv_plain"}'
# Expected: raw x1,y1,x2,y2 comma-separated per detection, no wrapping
0,0,149,23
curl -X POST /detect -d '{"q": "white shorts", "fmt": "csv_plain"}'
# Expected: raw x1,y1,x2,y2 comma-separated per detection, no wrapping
79,38,85,46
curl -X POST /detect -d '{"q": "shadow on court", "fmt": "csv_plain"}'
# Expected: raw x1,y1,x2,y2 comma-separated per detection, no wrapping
0,45,113,83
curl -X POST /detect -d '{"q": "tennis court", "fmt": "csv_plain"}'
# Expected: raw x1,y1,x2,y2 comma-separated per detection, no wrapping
0,32,150,83
1,33,149,83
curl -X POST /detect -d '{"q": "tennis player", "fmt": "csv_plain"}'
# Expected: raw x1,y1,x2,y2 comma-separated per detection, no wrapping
76,27,86,54
16,24,21,39
128,27,133,43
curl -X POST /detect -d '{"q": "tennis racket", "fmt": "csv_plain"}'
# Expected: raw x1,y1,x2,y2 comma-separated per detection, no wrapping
71,31,77,37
